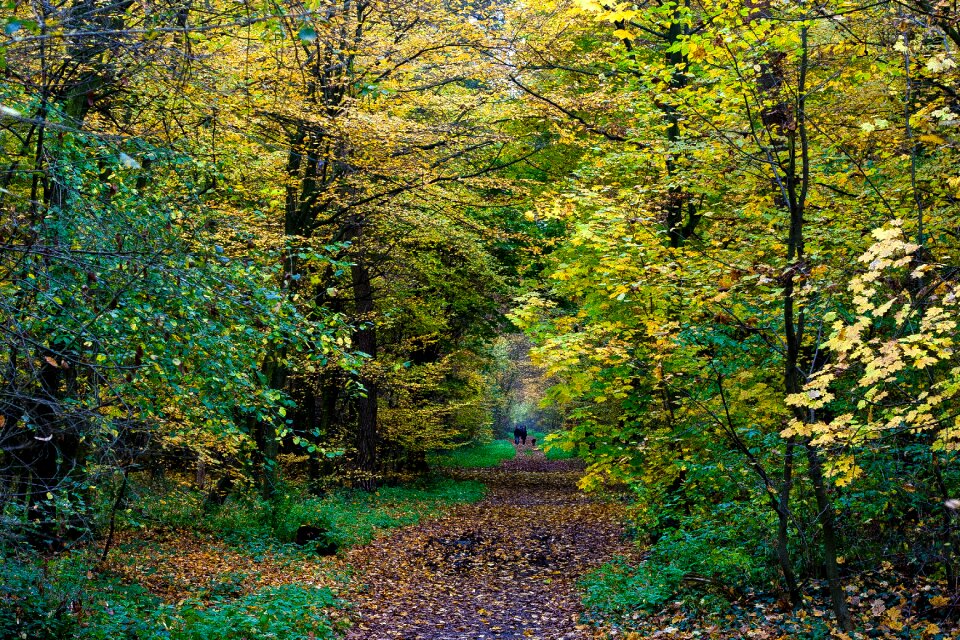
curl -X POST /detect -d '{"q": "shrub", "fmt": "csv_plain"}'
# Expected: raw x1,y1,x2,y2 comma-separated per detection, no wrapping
581,556,685,618
581,509,777,624
0,546,340,640
172,585,339,640
0,552,82,640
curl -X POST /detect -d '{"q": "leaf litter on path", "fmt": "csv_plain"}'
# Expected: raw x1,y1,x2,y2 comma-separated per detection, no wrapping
341,446,633,640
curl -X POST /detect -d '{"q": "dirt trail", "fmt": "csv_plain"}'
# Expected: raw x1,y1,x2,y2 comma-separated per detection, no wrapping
341,446,631,640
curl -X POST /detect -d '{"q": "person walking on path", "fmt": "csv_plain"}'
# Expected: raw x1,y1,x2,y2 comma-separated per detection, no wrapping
513,426,523,445
520,425,528,445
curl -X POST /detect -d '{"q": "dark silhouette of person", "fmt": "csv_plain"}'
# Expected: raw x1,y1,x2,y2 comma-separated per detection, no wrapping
514,426,522,445
520,425,528,445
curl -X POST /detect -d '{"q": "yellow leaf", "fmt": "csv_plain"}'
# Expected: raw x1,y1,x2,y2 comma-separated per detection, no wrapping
930,595,950,607
919,134,945,145
884,606,904,631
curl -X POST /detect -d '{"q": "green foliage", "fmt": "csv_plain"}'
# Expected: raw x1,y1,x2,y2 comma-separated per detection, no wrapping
582,509,776,621
0,548,339,640
428,440,517,469
125,476,485,549
171,585,339,640
0,121,354,538
581,556,685,618
0,551,84,640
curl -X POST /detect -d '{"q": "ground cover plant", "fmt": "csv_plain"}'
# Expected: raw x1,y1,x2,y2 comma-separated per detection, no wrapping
0,549,341,640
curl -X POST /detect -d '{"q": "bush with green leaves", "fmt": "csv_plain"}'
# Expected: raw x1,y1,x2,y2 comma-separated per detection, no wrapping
0,551,82,640
0,117,354,544
0,545,340,640
172,585,339,640
528,430,576,460
582,506,777,623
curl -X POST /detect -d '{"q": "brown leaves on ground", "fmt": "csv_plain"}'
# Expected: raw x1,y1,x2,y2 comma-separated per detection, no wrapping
100,529,336,601
101,447,633,639
343,448,633,640
498,442,586,474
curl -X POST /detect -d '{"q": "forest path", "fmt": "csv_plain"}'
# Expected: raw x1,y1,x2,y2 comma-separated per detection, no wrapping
340,445,631,640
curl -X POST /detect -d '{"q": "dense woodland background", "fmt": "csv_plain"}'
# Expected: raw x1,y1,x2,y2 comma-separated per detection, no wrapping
2,0,960,637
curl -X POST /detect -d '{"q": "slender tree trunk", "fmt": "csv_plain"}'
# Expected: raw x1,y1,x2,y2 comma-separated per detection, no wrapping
749,9,852,626
777,437,802,607
805,442,852,629
931,450,958,592
352,258,378,490
714,367,801,606
256,353,287,501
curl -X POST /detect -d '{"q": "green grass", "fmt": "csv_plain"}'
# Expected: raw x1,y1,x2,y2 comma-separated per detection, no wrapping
125,474,486,550
428,439,517,468
544,445,576,460
296,477,486,547
530,430,576,460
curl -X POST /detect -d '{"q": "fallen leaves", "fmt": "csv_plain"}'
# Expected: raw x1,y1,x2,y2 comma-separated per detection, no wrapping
592,570,960,640
100,530,336,602
342,450,631,639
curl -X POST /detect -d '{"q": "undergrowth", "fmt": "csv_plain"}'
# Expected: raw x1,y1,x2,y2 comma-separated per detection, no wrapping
126,474,486,549
428,439,516,468
2,475,484,639
579,511,960,638
0,549,341,640
581,518,774,622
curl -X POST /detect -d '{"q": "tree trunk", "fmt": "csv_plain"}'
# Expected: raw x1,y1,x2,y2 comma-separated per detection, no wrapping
805,442,852,629
256,354,287,501
750,12,851,626
352,259,378,491
777,437,802,607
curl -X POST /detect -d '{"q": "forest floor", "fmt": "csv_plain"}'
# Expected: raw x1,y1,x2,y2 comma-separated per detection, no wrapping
340,445,633,640
102,444,633,638
97,446,960,640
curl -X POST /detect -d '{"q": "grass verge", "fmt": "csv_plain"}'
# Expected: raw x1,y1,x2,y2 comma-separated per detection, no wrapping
428,439,517,468
128,474,486,549
529,430,576,460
